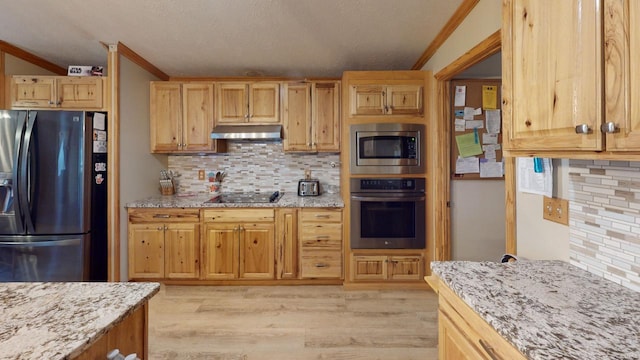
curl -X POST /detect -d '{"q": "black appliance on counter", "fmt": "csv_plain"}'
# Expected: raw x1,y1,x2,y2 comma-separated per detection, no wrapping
0,110,108,281
350,178,425,249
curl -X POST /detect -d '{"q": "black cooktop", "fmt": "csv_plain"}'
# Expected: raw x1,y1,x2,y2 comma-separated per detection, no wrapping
205,191,282,204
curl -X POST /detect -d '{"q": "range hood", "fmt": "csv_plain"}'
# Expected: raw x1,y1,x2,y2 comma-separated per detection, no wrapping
210,125,282,140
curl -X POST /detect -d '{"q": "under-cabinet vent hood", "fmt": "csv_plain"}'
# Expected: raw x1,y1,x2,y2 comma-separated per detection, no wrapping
210,125,282,140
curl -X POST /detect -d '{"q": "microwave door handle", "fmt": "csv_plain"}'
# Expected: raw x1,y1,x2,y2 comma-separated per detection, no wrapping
351,195,425,202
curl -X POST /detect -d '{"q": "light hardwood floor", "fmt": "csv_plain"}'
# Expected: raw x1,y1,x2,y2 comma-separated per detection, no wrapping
148,285,439,360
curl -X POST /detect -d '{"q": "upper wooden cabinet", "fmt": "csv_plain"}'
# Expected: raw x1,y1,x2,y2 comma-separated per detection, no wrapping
216,82,280,124
150,81,224,154
283,81,340,152
503,0,640,156
349,84,422,116
11,76,104,109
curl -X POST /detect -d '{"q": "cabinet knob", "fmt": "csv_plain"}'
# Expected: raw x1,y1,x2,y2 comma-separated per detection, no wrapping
574,124,591,134
600,122,619,134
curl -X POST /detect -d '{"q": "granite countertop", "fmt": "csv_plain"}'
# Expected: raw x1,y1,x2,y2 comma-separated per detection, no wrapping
431,260,640,360
125,192,344,208
0,282,160,360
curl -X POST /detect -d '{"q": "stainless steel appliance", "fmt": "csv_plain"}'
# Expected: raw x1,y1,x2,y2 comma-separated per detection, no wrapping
0,110,108,281
350,178,425,249
298,179,320,196
350,123,424,174
204,191,282,204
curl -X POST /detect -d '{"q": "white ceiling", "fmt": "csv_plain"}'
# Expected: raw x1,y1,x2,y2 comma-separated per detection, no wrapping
0,0,464,78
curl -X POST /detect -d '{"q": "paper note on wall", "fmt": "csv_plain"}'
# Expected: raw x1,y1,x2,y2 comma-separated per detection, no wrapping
517,158,553,196
480,159,503,177
482,85,498,109
486,110,501,134
454,86,466,106
454,118,466,132
455,132,483,157
455,156,480,174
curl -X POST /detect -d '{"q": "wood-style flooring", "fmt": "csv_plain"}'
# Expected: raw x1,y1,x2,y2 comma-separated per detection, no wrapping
148,285,439,360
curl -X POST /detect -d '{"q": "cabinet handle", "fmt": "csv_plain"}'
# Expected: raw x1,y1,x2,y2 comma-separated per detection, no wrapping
478,339,502,360
314,214,330,218
48,101,55,105
153,214,171,218
156,226,163,231
314,263,328,268
315,235,330,240
600,122,619,134
574,124,591,134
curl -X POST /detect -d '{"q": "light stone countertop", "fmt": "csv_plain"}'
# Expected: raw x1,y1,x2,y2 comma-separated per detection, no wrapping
0,282,160,360
431,260,640,360
125,192,344,208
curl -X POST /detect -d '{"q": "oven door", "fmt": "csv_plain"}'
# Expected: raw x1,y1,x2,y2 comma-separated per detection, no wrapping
350,193,426,249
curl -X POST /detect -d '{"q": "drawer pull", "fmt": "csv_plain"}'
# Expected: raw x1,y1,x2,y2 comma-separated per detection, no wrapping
479,339,502,360
315,235,330,240
314,214,331,218
153,214,171,218
314,263,328,268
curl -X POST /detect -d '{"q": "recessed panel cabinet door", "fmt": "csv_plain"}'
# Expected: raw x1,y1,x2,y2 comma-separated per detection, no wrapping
504,0,603,150
313,82,340,152
150,82,182,152
217,83,248,123
128,224,165,279
283,83,312,151
164,223,200,279
181,84,214,152
202,224,239,280
239,223,275,279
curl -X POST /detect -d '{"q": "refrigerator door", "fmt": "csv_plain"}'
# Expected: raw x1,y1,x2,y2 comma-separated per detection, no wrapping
0,110,27,235
23,111,91,235
0,234,88,281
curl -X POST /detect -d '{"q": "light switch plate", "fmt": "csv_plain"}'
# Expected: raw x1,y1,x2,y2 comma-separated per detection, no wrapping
543,196,569,226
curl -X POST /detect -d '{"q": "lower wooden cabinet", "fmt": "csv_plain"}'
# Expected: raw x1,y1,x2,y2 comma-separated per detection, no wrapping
350,255,423,281
298,208,343,279
128,209,200,280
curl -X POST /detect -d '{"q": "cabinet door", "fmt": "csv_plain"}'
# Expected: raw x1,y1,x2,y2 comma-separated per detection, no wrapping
182,83,215,152
604,0,640,151
239,223,275,279
386,85,422,115
388,256,423,281
313,82,340,152
349,85,385,115
57,77,103,109
275,209,298,279
217,83,248,123
128,223,165,279
164,223,200,279
504,0,603,150
249,83,280,123
283,83,312,151
150,82,182,152
11,76,56,108
438,310,478,360
202,224,239,280
350,255,386,280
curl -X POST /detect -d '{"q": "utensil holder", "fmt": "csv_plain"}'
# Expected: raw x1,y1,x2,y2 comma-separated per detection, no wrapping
159,179,175,195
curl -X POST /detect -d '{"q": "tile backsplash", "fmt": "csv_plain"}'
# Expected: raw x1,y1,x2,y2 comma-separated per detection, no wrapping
569,160,640,292
168,140,341,195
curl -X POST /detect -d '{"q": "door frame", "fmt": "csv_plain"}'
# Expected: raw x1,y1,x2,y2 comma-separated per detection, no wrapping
431,30,516,261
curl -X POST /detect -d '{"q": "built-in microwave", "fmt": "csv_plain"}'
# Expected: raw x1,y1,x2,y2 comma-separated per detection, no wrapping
350,123,425,174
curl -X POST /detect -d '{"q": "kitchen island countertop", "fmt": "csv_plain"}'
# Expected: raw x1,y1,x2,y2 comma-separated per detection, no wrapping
431,260,640,360
125,192,344,208
0,281,160,360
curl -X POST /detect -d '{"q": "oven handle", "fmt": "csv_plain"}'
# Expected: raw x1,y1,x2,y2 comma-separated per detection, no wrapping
350,194,425,202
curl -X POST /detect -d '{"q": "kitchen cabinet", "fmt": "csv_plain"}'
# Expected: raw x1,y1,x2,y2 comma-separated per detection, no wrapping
350,255,423,281
127,209,200,279
202,209,275,280
348,84,422,116
503,0,640,156
275,208,298,279
11,75,104,109
298,209,343,279
431,276,526,360
150,81,225,153
216,82,280,124
283,81,340,152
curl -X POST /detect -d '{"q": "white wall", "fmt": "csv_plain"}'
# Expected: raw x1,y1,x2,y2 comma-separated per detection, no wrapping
4,54,56,75
118,56,166,280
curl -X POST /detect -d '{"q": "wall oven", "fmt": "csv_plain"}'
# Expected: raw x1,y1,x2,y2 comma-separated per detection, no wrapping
350,123,425,174
350,178,426,249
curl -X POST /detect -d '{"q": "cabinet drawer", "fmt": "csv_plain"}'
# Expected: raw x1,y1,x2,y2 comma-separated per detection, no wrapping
300,222,342,240
299,209,342,223
300,238,342,251
128,209,200,223
300,250,342,278
203,209,275,222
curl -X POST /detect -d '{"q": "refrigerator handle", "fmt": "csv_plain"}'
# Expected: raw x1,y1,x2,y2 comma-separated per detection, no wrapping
20,111,37,232
13,111,28,232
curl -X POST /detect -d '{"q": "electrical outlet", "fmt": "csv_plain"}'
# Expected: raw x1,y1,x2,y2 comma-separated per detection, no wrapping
543,196,569,225
198,170,205,180
305,169,312,179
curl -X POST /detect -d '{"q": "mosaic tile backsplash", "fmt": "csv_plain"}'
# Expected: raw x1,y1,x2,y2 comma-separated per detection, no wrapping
168,140,341,195
568,160,640,292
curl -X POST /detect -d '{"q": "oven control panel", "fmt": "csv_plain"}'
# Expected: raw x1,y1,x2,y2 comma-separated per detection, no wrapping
351,178,425,192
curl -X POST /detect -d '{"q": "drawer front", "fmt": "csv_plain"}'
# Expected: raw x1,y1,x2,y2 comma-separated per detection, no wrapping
203,209,275,222
128,208,200,223
300,238,342,251
300,222,342,240
299,209,342,223
300,250,342,278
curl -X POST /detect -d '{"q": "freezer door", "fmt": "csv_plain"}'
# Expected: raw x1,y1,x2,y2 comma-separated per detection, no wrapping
24,111,91,235
0,235,88,281
0,110,27,235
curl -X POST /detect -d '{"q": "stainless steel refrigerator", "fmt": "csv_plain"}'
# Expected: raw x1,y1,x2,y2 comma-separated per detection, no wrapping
0,110,107,281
